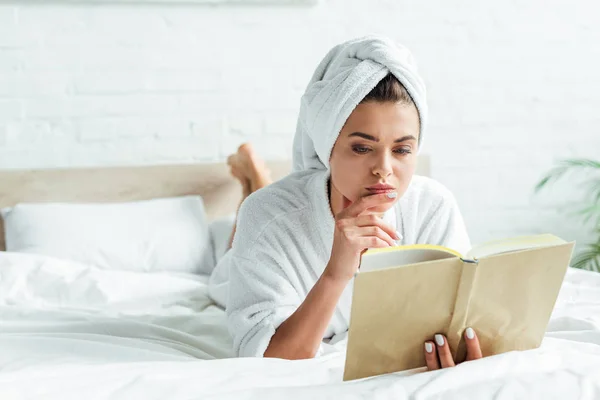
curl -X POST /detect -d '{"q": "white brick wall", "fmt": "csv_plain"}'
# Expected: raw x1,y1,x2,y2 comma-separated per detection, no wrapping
1,0,599,247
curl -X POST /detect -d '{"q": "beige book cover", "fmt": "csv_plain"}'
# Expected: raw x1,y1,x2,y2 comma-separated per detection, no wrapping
343,234,575,381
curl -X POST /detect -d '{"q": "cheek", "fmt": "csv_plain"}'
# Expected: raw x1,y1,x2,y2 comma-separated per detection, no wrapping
393,162,416,178
330,157,365,199
331,167,361,191
392,162,417,193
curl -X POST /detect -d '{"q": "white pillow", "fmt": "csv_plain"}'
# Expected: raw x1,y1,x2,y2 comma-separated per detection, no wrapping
208,214,236,268
1,196,215,275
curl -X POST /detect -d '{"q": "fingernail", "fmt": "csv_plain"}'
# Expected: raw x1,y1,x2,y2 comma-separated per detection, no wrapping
386,192,397,199
395,231,403,240
425,342,433,353
435,334,445,346
466,327,475,340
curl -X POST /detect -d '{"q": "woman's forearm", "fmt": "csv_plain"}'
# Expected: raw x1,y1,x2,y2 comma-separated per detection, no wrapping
263,267,348,359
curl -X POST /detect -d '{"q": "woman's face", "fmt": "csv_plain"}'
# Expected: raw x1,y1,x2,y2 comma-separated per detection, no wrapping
329,100,420,214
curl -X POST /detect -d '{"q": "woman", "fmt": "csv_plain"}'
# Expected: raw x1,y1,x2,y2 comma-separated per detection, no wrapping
209,35,482,371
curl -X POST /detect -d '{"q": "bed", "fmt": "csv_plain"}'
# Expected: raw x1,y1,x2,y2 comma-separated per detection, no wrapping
1,158,600,400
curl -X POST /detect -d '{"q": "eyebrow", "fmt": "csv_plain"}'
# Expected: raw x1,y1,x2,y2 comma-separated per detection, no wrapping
348,132,417,143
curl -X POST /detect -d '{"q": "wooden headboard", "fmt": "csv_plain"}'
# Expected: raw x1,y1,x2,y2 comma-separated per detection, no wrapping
0,156,430,251
0,161,292,251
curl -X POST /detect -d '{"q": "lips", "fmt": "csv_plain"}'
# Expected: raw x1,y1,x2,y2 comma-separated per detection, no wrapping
366,184,396,194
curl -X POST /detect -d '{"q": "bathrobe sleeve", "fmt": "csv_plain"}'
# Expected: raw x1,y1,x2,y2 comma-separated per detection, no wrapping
224,187,310,358
226,248,304,357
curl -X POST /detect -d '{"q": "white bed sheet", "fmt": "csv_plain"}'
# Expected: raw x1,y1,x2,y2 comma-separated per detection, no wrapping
1,251,600,400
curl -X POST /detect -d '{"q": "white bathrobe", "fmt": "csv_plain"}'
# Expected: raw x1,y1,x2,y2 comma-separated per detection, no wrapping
209,35,470,357
208,169,471,357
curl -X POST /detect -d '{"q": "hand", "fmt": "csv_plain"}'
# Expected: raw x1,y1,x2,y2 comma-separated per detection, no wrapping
324,193,400,282
424,328,483,370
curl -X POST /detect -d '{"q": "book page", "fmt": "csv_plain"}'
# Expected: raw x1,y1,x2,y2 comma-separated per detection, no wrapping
360,244,460,273
465,234,566,260
463,242,575,360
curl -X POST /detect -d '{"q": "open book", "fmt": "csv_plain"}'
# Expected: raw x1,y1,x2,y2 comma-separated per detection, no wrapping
343,234,575,381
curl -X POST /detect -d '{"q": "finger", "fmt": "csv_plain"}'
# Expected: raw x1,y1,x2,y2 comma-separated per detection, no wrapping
356,236,391,251
424,341,440,371
464,327,483,361
356,226,396,247
340,192,398,218
355,214,401,240
434,334,455,368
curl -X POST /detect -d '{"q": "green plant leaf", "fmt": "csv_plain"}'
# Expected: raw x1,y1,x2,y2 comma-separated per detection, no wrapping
572,242,600,272
559,159,600,169
535,159,600,193
573,203,600,226
535,167,569,192
585,178,600,204
572,251,600,272
535,158,600,273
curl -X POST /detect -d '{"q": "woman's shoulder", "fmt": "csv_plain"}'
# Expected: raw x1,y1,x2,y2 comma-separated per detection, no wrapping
233,170,322,245
242,170,317,216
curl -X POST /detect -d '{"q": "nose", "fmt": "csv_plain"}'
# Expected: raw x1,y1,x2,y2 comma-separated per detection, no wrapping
372,152,393,178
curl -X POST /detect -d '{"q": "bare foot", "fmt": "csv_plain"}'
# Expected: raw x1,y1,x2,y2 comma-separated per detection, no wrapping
227,153,251,198
235,143,272,193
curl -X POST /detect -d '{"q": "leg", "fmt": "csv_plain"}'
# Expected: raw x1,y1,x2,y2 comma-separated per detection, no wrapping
227,143,273,249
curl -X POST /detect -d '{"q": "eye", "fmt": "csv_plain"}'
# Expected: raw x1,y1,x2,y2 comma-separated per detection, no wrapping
394,147,412,155
352,146,371,154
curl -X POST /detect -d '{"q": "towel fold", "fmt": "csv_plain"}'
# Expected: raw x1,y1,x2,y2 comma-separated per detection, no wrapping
292,35,428,172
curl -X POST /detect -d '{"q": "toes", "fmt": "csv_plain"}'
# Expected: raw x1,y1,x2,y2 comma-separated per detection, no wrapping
238,143,254,155
238,143,260,167
237,143,256,164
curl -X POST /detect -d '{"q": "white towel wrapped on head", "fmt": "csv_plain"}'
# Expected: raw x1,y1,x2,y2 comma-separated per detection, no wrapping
292,35,428,172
